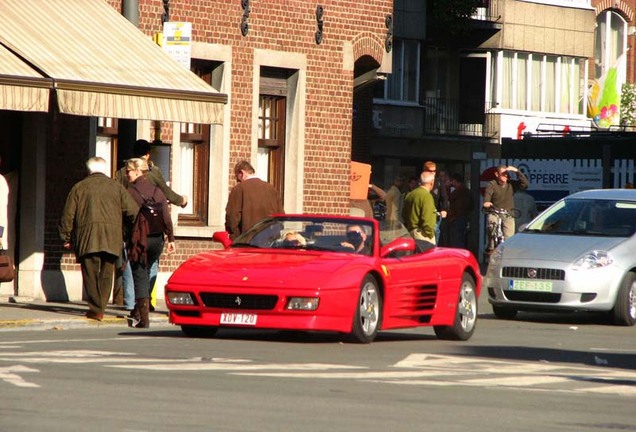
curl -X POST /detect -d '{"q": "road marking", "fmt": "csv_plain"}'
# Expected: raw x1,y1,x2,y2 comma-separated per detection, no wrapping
0,365,40,388
1,350,634,397
109,362,366,372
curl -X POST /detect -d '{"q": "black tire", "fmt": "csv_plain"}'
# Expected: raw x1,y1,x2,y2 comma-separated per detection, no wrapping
434,273,478,341
180,325,219,338
612,272,636,326
348,275,382,344
492,305,518,320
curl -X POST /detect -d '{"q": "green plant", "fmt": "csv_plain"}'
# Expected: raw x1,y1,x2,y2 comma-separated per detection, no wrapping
620,82,636,127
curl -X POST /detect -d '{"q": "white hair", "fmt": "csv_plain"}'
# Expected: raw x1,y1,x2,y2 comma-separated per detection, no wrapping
86,157,109,176
420,170,435,185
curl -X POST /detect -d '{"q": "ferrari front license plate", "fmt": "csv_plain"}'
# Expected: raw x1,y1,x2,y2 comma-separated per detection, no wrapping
220,312,257,326
508,279,553,292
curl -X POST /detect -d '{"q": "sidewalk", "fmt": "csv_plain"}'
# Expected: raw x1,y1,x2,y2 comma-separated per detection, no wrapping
0,297,170,331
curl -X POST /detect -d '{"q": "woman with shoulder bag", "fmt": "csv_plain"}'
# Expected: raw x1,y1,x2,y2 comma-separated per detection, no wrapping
125,158,176,328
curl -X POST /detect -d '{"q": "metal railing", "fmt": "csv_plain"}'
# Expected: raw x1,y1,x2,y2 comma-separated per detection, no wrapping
470,0,501,23
422,97,498,138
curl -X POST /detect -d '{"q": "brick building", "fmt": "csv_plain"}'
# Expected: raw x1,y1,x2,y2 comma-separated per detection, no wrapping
0,0,393,301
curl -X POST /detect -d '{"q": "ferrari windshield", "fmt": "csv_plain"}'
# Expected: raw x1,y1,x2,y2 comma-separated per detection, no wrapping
231,216,411,256
232,216,376,256
525,198,636,237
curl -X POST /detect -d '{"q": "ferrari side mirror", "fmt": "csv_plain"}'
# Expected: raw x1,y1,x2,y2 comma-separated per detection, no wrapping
212,231,232,249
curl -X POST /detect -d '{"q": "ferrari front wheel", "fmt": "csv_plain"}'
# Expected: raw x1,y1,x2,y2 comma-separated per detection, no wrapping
180,325,218,338
434,273,477,341
349,275,382,344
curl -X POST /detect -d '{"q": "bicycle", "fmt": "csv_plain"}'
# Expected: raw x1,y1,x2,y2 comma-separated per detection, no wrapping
483,206,521,250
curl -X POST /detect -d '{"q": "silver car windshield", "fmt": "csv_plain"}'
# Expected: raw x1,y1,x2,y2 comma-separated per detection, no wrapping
525,198,636,237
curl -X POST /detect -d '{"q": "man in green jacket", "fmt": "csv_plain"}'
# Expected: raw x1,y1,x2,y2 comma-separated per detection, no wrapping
402,170,437,245
59,157,139,321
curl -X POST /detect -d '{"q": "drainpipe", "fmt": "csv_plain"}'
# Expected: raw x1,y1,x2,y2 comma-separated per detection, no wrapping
118,0,139,163
122,0,139,26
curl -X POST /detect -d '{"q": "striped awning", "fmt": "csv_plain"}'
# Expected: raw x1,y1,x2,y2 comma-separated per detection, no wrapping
0,44,51,112
0,0,227,124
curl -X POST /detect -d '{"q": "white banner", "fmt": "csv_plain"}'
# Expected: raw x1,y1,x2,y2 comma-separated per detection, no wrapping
517,0,592,9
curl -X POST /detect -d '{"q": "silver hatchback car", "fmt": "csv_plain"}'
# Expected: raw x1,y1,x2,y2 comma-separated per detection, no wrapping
485,189,636,325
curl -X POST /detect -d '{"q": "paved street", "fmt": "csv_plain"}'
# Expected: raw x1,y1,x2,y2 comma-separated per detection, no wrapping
1,297,635,432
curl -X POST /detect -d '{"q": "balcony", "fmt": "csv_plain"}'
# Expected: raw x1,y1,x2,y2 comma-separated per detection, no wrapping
372,97,498,140
471,0,501,23
422,97,498,138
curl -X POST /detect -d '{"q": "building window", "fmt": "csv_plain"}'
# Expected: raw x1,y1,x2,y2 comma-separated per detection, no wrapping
178,122,209,225
257,95,286,202
177,60,217,225
97,117,117,175
493,51,585,115
377,39,420,103
259,67,289,204
595,10,627,79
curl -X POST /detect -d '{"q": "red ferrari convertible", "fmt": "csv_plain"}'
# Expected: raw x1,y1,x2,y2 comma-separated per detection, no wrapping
165,215,482,343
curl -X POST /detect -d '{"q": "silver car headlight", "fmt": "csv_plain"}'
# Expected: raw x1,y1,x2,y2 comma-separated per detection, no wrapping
572,250,613,270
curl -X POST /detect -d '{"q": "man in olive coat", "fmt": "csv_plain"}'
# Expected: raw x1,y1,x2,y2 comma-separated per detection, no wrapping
59,157,139,320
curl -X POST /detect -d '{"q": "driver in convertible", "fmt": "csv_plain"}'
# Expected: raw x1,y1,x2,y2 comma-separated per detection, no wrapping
282,231,306,247
341,225,371,255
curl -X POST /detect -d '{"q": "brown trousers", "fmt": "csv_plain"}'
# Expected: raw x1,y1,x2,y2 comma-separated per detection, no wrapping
80,252,116,315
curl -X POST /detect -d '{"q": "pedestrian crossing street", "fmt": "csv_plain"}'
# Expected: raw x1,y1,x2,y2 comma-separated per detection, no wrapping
0,347,634,396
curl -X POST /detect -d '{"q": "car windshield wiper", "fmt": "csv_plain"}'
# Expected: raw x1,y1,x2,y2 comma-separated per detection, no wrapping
521,228,543,233
570,229,607,236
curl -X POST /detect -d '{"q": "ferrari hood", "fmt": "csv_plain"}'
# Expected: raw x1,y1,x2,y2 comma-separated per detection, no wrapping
501,233,627,262
168,249,369,288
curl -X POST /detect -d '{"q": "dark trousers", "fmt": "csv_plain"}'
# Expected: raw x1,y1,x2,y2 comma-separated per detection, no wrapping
447,216,469,248
130,235,164,300
80,252,117,315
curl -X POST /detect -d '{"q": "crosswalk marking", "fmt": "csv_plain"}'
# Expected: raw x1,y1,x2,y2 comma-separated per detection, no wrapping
0,365,40,388
0,350,634,396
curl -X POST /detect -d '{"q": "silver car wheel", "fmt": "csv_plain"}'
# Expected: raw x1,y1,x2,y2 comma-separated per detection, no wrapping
613,272,636,326
629,280,636,320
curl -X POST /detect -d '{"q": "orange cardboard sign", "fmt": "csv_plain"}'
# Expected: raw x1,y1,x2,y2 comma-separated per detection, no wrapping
350,161,371,199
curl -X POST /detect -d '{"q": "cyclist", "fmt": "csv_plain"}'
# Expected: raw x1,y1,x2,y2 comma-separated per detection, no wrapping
483,165,529,255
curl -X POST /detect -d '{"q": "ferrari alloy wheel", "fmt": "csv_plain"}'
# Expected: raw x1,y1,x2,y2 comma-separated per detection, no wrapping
180,325,219,338
612,272,636,326
434,273,477,341
349,275,382,343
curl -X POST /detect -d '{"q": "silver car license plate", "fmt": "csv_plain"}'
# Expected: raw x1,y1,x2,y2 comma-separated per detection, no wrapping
508,280,553,292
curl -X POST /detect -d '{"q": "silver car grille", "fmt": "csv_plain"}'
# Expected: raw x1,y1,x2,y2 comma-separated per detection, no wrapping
502,267,565,281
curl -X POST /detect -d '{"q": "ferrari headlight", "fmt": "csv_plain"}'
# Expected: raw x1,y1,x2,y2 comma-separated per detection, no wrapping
167,292,196,305
286,297,319,311
572,250,613,270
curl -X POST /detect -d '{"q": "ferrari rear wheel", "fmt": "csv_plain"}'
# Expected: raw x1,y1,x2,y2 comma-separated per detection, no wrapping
349,275,382,344
434,273,477,341
612,272,636,326
180,325,219,338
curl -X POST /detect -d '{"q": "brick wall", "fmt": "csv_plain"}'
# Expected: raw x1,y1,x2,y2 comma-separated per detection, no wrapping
50,0,392,275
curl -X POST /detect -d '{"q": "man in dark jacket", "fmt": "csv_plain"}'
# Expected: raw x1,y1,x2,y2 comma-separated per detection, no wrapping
483,165,529,252
59,157,139,321
225,160,284,239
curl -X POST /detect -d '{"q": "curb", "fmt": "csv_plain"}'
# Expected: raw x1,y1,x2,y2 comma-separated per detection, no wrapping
0,315,170,332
